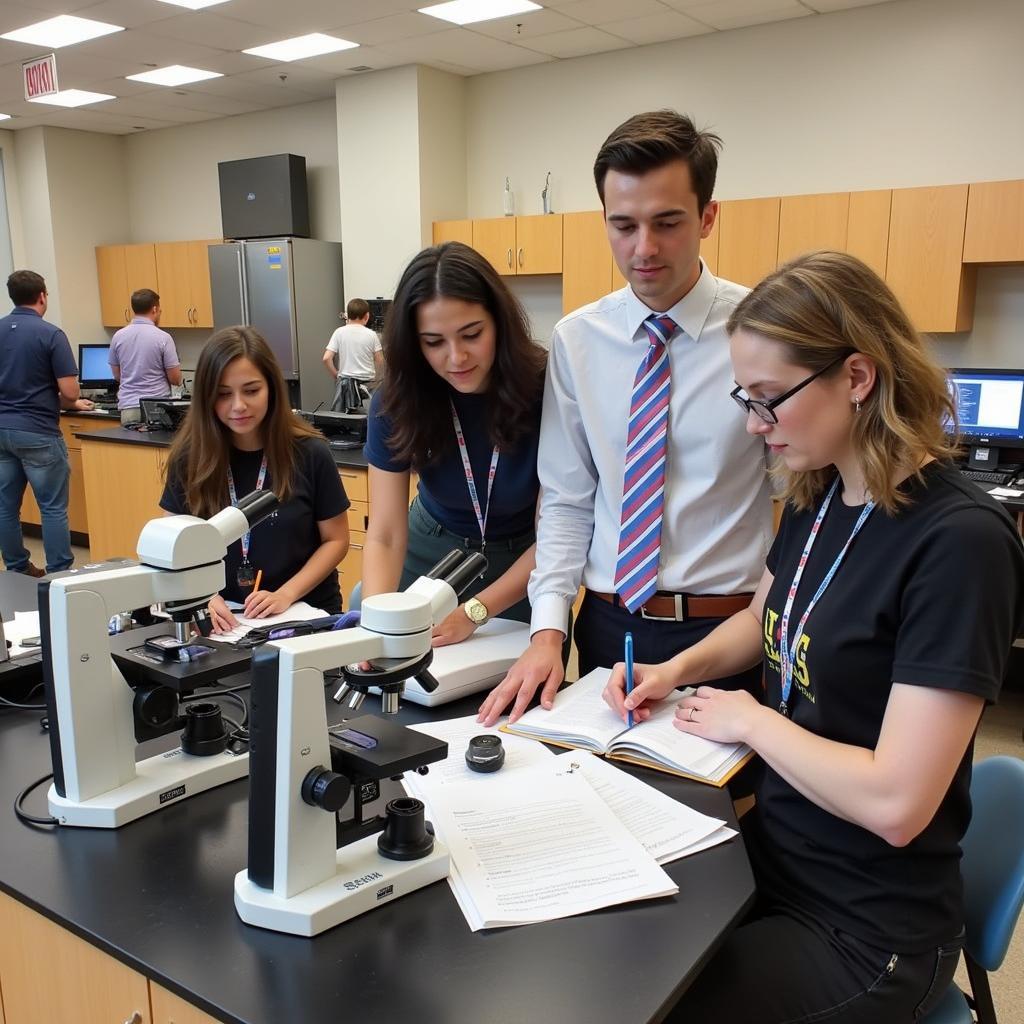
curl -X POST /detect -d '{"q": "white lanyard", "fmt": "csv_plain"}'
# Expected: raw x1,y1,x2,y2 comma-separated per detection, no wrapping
450,400,499,550
227,454,268,564
778,477,875,717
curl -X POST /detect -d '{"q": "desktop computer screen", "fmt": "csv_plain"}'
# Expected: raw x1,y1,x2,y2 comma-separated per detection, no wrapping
79,344,115,387
947,368,1024,448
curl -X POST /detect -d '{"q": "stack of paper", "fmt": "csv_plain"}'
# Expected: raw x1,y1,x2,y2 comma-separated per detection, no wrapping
2,610,42,659
203,601,327,644
404,715,735,931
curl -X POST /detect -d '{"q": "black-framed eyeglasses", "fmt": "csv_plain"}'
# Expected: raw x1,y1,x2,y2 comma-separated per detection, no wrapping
730,353,850,425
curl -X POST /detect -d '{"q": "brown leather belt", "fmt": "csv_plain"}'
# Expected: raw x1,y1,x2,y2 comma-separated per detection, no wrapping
587,589,753,622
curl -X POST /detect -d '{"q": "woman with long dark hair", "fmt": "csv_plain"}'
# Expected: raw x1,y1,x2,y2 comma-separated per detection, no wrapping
161,326,350,633
362,241,546,645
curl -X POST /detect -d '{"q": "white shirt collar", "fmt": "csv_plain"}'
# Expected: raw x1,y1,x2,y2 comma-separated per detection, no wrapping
623,260,718,344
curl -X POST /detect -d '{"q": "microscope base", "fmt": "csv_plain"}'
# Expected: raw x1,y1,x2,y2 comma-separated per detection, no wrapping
233,833,450,937
47,747,249,828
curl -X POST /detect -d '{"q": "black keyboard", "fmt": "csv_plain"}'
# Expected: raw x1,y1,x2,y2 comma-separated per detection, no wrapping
961,468,1015,485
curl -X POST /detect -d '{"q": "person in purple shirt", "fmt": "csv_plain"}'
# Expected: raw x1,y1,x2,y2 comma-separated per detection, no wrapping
109,289,182,425
0,270,94,575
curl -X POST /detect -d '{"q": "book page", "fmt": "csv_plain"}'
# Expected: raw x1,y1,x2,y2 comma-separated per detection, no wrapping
430,768,677,929
548,751,728,864
507,667,624,750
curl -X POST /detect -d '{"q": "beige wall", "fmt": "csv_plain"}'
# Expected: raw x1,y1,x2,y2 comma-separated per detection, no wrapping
464,0,1024,362
12,129,60,323
417,65,467,242
123,98,340,244
0,127,24,272
336,66,423,301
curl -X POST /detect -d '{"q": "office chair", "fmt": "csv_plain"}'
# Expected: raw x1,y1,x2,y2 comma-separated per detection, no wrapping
923,755,1024,1024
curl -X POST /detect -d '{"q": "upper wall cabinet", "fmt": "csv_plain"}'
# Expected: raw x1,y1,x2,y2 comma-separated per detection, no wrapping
472,215,562,276
845,190,892,278
885,185,974,333
95,244,157,327
963,180,1024,263
717,198,781,289
777,192,850,266
432,220,473,247
154,241,218,329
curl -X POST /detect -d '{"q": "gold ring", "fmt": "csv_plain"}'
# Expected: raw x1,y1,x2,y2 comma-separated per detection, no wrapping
688,706,696,722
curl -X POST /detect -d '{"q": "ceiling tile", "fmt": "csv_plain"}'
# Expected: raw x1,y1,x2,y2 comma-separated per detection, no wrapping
73,26,229,67
469,9,586,42
137,11,279,50
72,0,180,30
136,86,265,116
556,0,672,25
324,13,448,47
518,25,633,58
230,64,338,97
801,0,895,11
377,28,553,72
672,0,812,31
300,45,404,75
600,9,712,43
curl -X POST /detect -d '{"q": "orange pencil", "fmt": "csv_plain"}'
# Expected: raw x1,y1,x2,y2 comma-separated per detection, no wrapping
253,569,263,592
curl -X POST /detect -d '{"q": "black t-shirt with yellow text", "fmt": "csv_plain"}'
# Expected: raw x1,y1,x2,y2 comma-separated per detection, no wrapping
747,461,1024,952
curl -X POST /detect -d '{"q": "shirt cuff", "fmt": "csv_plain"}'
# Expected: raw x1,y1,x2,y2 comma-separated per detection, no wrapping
530,593,571,639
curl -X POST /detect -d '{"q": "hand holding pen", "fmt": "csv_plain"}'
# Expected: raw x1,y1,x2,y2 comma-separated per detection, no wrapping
624,631,635,728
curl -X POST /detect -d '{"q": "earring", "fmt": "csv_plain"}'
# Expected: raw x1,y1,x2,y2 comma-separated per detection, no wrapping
853,397,862,413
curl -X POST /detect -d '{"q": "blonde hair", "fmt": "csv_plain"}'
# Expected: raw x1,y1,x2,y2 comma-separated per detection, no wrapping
727,251,958,514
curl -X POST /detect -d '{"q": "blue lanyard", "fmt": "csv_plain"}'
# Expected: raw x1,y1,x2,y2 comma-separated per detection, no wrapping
778,477,875,716
227,454,268,564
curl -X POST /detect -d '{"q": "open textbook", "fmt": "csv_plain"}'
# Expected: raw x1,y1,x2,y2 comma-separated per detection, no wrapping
403,716,736,931
502,667,752,786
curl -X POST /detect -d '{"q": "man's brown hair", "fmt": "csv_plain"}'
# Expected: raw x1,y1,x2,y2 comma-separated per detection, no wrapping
131,288,159,315
593,110,722,212
346,298,370,322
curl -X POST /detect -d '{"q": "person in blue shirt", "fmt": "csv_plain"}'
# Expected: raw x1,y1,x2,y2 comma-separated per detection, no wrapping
0,271,93,575
362,242,546,645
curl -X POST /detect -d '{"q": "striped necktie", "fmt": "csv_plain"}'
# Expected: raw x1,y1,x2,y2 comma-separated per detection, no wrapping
613,313,677,613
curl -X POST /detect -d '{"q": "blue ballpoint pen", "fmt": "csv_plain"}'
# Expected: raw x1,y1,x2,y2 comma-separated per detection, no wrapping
624,631,635,729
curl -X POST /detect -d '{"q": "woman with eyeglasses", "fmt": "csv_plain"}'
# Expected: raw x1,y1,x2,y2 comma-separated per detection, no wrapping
604,251,1024,1023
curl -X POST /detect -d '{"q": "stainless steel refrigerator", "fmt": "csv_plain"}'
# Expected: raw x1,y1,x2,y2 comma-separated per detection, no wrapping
208,238,343,413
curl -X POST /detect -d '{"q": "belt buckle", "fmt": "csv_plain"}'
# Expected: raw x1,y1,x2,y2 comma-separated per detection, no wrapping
640,594,686,622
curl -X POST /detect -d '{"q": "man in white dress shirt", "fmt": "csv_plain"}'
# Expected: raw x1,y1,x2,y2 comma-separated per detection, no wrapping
478,110,773,727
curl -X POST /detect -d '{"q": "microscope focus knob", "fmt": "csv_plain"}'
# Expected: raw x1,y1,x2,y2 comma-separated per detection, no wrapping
301,766,351,813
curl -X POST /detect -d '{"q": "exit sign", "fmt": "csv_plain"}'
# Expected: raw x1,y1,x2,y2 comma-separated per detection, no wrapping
23,53,58,101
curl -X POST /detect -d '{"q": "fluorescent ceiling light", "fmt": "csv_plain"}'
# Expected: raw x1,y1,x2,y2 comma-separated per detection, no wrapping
29,89,115,108
1,15,123,48
243,33,358,62
156,0,232,8
127,65,223,87
0,114,9,121
419,0,542,26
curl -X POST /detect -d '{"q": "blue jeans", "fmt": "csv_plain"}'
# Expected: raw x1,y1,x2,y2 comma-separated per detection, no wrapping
0,427,73,573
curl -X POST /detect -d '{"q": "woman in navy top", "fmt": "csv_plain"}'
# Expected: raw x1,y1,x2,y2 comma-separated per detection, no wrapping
363,242,546,644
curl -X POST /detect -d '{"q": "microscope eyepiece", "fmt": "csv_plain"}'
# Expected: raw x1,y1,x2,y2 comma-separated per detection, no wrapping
235,490,280,528
442,551,488,598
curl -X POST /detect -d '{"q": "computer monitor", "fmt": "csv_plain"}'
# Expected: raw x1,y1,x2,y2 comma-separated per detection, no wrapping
79,344,116,390
947,368,1024,470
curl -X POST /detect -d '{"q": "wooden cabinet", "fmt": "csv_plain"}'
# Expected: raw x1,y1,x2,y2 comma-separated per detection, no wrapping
717,197,781,288
846,189,891,278
0,891,151,1024
963,180,1024,263
432,220,473,246
81,439,167,561
777,192,850,265
472,216,562,276
96,244,158,327
562,211,614,314
338,466,368,609
886,185,974,332
150,982,221,1024
154,240,218,329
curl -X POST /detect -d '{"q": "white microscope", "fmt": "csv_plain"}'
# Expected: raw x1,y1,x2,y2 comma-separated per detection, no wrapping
234,549,487,937
41,490,279,828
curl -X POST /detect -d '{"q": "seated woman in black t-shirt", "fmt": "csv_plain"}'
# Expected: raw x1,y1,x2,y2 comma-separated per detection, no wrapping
363,242,546,646
160,326,350,633
604,251,1024,1024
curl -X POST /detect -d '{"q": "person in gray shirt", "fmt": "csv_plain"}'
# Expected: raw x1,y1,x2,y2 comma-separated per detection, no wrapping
109,289,182,425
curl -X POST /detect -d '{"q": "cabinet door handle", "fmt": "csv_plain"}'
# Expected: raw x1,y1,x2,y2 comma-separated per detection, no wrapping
124,308,130,323
349,542,364,551
518,247,524,268
190,306,195,324
506,247,512,270
123,1013,143,1024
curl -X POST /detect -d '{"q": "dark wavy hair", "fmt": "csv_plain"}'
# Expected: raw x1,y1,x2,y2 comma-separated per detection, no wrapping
166,325,320,517
379,242,546,468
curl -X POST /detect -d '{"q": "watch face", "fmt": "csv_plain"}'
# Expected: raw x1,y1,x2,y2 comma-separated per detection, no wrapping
465,599,488,624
